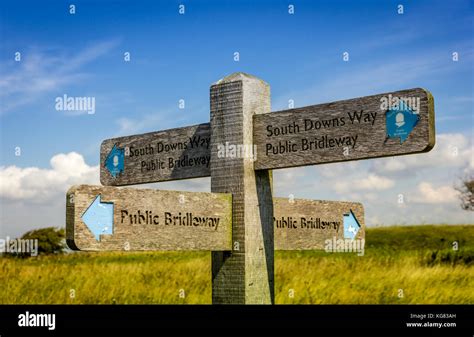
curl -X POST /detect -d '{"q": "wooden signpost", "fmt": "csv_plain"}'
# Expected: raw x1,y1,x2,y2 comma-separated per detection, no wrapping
99,90,434,185
67,188,365,251
67,72,434,304
273,198,364,250
100,123,211,186
253,88,435,170
66,185,232,251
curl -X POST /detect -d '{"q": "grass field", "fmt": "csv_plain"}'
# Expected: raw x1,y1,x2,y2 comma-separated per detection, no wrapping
1,224,473,304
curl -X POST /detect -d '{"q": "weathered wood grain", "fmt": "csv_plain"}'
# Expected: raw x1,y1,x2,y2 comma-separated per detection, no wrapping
65,185,362,252
100,123,211,186
100,88,435,186
253,88,435,170
273,197,365,250
210,73,274,304
66,185,232,251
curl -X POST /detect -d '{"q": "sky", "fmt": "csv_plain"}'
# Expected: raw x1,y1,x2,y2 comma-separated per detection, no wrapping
0,0,473,238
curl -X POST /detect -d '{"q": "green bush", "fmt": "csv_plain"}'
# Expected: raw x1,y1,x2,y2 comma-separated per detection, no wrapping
423,248,474,266
18,227,66,257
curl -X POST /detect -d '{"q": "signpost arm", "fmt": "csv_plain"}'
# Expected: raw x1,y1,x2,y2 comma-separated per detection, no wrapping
210,73,274,304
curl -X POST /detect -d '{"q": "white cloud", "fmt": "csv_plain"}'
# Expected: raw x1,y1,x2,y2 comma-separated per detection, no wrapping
318,161,361,178
0,152,98,201
412,182,458,204
273,168,306,194
334,174,394,193
372,133,473,174
0,40,119,114
355,174,394,190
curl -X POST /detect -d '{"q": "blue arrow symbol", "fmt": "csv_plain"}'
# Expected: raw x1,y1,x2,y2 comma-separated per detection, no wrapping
105,144,124,178
81,195,114,241
385,100,420,144
343,209,361,240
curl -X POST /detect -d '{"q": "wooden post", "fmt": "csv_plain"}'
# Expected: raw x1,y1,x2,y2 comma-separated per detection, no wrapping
66,185,233,252
210,73,274,304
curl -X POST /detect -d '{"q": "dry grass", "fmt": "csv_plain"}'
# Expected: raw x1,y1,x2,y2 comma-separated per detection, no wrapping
1,225,472,304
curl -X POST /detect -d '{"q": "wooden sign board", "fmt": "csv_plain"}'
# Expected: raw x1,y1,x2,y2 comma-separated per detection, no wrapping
273,198,364,250
66,185,232,251
66,185,364,252
253,88,435,170
100,123,211,186
100,89,434,186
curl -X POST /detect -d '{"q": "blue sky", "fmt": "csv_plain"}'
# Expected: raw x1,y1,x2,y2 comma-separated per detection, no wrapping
0,0,473,237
